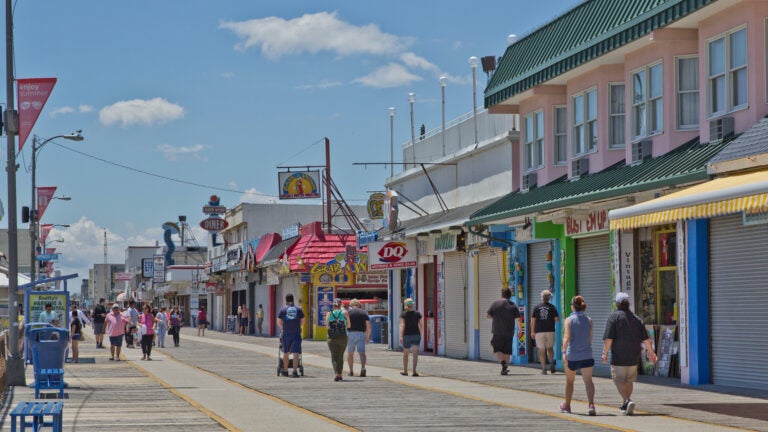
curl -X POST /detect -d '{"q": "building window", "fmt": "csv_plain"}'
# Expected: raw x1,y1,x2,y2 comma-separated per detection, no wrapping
554,106,567,164
609,84,625,148
524,111,544,170
677,57,699,129
632,63,663,141
572,89,597,155
708,27,747,115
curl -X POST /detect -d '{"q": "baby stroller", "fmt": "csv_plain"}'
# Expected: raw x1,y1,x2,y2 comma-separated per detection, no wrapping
276,330,304,377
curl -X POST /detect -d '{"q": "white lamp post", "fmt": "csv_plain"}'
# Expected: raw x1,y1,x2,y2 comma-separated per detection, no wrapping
388,107,396,177
469,56,479,145
439,76,448,156
408,92,415,169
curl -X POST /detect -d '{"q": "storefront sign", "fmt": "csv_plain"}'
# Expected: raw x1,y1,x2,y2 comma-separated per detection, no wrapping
153,254,166,283
203,205,226,215
114,272,133,281
356,230,378,248
382,190,399,232
433,233,457,253
142,258,153,278
26,291,69,325
514,225,532,242
313,272,355,286
227,244,243,269
278,171,321,199
266,265,279,285
200,217,228,231
355,272,389,285
565,209,608,236
368,239,417,269
620,231,635,309
317,286,334,326
367,193,385,220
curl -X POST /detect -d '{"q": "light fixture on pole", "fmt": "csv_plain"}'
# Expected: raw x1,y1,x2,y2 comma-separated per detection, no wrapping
439,76,448,156
408,92,415,170
388,107,396,178
30,131,83,283
469,56,479,145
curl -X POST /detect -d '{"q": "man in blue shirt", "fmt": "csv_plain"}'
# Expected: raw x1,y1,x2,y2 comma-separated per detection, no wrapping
38,303,60,326
277,294,305,377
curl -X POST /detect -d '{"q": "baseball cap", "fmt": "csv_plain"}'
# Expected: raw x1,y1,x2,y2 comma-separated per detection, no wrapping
404,298,414,306
333,298,343,306
112,303,121,309
615,292,630,304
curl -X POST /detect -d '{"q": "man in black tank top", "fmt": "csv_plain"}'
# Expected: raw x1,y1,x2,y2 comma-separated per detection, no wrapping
346,299,371,377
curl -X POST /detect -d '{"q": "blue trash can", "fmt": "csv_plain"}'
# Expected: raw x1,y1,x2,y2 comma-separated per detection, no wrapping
28,327,69,371
369,315,387,343
23,322,53,364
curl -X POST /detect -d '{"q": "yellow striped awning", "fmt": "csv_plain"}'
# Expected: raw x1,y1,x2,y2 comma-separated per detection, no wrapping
609,170,768,230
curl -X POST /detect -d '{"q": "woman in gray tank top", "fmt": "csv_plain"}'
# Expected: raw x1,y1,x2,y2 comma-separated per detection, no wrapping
560,295,596,416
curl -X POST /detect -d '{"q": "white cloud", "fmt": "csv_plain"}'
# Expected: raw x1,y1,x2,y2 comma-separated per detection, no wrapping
79,105,94,113
99,97,185,127
353,63,422,88
50,106,74,117
157,144,207,162
221,71,235,79
220,11,406,59
399,52,440,73
295,80,342,90
239,188,279,204
53,217,130,279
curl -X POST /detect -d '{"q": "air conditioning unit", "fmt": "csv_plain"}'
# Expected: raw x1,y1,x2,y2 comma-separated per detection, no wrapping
709,116,734,142
571,157,590,178
521,172,537,191
631,140,653,163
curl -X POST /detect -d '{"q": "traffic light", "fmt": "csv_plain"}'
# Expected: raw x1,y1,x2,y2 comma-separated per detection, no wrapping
21,206,29,223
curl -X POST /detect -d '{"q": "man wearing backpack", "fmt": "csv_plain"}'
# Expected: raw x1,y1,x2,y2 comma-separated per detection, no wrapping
325,298,350,382
277,293,305,378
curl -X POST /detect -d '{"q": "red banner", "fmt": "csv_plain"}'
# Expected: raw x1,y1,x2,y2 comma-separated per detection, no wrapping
36,186,57,220
17,78,57,152
39,224,53,246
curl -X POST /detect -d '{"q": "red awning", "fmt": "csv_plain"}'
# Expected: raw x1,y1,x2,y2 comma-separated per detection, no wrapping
287,222,356,272
254,233,281,264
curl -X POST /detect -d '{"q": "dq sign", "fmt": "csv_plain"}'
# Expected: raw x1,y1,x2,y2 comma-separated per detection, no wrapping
367,239,417,269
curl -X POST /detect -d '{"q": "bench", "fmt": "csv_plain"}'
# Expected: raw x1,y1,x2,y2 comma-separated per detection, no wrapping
10,401,63,432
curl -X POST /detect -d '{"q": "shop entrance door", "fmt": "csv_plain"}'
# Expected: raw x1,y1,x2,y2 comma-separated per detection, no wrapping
423,261,436,353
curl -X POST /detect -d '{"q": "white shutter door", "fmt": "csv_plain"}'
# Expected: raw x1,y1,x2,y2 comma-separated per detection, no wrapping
478,247,505,361
576,235,611,373
445,252,467,359
710,215,768,389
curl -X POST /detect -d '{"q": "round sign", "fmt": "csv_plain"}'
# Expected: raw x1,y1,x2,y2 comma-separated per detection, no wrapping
200,217,228,231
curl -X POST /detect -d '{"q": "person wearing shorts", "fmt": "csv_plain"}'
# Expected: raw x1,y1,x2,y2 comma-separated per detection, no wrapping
105,303,130,361
346,299,371,377
277,294,305,377
560,295,596,416
239,304,250,336
486,287,522,376
399,298,422,377
602,292,657,415
531,289,560,374
93,298,108,349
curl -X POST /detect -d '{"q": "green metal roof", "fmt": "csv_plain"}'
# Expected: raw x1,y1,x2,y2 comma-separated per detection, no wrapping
485,0,717,108
467,137,732,226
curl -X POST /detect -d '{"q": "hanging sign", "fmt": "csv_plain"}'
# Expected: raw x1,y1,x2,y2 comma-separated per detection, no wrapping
36,186,57,220
17,77,57,151
200,217,228,231
367,193,385,220
368,239,417,269
278,171,321,199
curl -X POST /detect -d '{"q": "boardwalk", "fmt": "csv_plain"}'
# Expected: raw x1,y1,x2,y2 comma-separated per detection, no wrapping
1,328,766,431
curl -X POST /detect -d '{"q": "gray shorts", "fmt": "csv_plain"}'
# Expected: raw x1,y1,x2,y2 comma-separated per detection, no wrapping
402,334,421,349
94,322,105,335
347,331,367,353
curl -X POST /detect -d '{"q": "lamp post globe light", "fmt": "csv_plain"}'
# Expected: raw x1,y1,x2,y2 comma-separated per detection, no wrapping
408,93,415,169
30,132,83,283
469,56,479,145
439,76,448,156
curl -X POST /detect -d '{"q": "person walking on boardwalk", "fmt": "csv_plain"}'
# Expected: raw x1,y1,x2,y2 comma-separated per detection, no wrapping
140,305,156,360
240,304,250,336
560,295,596,416
346,299,371,377
125,300,139,348
256,304,264,336
531,289,560,374
70,310,82,363
155,307,168,348
197,307,208,336
170,306,182,347
486,287,523,376
399,298,422,377
602,292,657,415
277,294,305,378
326,298,350,381
93,298,107,349
105,303,130,361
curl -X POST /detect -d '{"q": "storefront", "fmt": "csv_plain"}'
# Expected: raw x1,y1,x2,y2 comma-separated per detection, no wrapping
476,245,506,361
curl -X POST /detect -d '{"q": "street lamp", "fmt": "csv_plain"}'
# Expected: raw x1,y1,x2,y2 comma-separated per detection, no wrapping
30,132,83,283
408,93,415,169
388,107,396,177
469,56,479,145
439,76,448,156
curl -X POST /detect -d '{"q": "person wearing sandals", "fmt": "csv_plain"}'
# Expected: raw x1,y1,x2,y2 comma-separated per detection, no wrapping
140,305,156,360
399,298,422,377
105,303,130,361
326,298,350,381
560,295,596,416
346,299,371,377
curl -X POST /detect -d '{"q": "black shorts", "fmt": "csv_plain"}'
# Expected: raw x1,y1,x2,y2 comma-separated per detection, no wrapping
240,318,249,327
491,334,513,355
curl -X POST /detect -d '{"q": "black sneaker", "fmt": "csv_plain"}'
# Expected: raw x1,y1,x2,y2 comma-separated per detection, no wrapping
550,361,556,374
619,400,629,415
292,371,300,378
360,369,366,377
281,371,289,377
626,400,636,416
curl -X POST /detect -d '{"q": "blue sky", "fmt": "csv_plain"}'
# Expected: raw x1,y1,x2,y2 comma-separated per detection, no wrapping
3,0,581,280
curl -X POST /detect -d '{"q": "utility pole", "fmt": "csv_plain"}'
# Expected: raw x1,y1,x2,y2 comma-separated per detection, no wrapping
103,229,108,300
325,137,331,234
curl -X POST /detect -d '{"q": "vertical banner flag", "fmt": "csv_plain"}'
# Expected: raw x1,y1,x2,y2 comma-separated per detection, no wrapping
36,186,57,220
39,224,53,247
17,78,57,152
